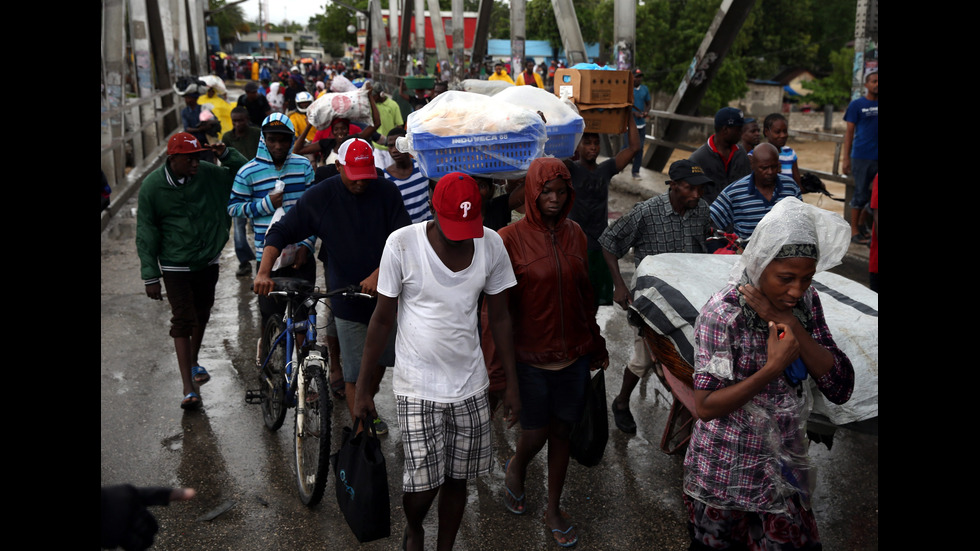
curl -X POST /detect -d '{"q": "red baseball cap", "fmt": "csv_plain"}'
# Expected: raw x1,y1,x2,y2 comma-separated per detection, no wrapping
433,173,483,241
168,132,208,155
337,138,377,181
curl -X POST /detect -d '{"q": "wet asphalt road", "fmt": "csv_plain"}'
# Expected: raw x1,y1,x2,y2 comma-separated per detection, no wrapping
101,188,878,550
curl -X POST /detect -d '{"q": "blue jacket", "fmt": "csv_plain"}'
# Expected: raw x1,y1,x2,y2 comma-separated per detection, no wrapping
227,113,315,260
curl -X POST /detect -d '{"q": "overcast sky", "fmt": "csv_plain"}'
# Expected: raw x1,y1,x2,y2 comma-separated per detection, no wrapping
240,1,327,26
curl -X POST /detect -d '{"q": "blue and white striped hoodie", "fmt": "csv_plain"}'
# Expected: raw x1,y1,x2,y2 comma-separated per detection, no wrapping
228,112,315,260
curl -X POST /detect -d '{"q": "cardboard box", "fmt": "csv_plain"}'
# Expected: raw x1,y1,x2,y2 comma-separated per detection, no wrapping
578,103,632,134
554,69,633,104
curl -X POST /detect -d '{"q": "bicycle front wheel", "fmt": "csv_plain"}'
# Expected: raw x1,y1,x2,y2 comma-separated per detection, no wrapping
260,315,288,431
295,358,332,506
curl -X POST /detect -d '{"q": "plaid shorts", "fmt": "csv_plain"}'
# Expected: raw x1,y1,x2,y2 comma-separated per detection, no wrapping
396,392,492,493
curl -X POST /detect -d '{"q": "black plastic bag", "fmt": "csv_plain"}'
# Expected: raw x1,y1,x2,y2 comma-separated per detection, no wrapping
569,369,608,467
332,418,391,543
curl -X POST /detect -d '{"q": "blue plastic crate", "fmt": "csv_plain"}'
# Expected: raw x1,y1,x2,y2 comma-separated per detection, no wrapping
410,130,543,179
544,119,585,158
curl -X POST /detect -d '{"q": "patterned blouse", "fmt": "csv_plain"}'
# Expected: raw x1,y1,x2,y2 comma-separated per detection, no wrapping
683,285,854,514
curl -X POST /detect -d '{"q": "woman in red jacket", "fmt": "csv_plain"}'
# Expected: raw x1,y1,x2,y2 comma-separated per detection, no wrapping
499,157,608,548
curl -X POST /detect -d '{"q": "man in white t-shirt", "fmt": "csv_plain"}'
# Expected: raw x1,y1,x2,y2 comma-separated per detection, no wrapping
354,172,520,551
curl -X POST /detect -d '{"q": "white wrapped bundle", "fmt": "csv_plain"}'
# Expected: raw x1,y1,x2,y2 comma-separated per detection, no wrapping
397,91,547,179
405,90,544,137
493,86,584,157
330,74,357,92
460,79,513,96
493,85,582,126
198,75,227,96
307,87,373,129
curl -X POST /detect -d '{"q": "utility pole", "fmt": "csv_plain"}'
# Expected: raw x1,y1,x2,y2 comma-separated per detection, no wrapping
509,0,524,81
612,0,635,70
851,0,878,99
550,0,587,66
452,0,464,84
425,0,450,79
414,0,425,73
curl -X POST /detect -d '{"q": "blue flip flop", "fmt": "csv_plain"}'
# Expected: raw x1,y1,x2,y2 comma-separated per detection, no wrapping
550,524,578,548
192,365,211,385
181,391,202,410
504,457,526,515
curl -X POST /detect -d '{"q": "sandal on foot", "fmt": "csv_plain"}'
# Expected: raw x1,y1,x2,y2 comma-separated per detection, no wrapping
612,402,637,434
546,514,577,548
330,375,346,400
192,365,211,385
181,391,202,410
503,457,526,515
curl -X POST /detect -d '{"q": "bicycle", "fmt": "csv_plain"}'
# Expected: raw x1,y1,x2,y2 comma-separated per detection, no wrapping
245,277,370,507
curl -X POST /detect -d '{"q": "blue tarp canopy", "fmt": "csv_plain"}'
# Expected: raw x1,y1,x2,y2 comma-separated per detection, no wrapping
486,39,599,62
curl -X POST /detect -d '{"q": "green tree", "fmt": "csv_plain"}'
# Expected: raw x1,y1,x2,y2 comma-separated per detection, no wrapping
487,0,510,40
208,0,249,46
801,47,853,109
310,1,368,58
809,0,856,72
740,0,817,79
634,0,749,113
525,0,600,53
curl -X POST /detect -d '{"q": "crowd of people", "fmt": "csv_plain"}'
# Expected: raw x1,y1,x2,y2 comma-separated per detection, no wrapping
131,62,876,550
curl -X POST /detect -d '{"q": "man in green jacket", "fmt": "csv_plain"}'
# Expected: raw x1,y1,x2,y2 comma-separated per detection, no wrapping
136,132,247,410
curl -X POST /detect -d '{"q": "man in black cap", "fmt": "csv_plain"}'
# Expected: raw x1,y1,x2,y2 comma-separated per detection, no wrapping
688,106,751,204
598,159,712,433
236,81,272,126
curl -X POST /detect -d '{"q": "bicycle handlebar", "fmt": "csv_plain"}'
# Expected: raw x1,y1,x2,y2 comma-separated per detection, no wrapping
267,279,372,301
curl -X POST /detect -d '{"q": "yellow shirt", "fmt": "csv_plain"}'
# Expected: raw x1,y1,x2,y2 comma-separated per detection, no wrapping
515,72,544,88
198,94,233,138
488,72,515,85
288,111,316,141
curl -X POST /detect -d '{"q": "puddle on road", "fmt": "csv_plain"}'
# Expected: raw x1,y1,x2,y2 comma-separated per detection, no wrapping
162,433,183,451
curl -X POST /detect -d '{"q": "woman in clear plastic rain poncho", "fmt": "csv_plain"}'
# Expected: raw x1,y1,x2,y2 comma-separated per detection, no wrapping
684,197,854,550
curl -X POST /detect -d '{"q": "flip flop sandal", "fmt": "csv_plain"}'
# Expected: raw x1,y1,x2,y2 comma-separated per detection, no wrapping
181,391,202,410
192,365,211,385
549,524,578,548
503,456,526,515
546,512,578,548
330,375,346,399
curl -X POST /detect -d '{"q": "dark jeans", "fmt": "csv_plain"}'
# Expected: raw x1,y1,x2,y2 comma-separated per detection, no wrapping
621,123,646,175
233,217,255,264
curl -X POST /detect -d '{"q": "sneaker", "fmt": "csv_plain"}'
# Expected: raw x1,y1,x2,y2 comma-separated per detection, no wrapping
372,417,389,435
236,262,252,277
631,173,641,180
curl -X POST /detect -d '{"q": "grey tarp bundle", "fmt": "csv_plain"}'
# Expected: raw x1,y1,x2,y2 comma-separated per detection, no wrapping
629,253,877,426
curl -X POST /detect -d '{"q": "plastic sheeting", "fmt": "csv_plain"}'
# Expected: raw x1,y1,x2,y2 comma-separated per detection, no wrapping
732,198,851,288
629,253,878,426
198,75,227,96
460,79,513,97
396,91,547,179
493,86,582,126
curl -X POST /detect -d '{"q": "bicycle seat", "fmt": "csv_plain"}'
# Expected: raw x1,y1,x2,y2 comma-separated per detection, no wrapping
271,277,316,294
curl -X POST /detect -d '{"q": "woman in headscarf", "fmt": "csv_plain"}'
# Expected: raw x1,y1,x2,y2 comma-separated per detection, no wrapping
496,157,608,548
684,197,854,550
